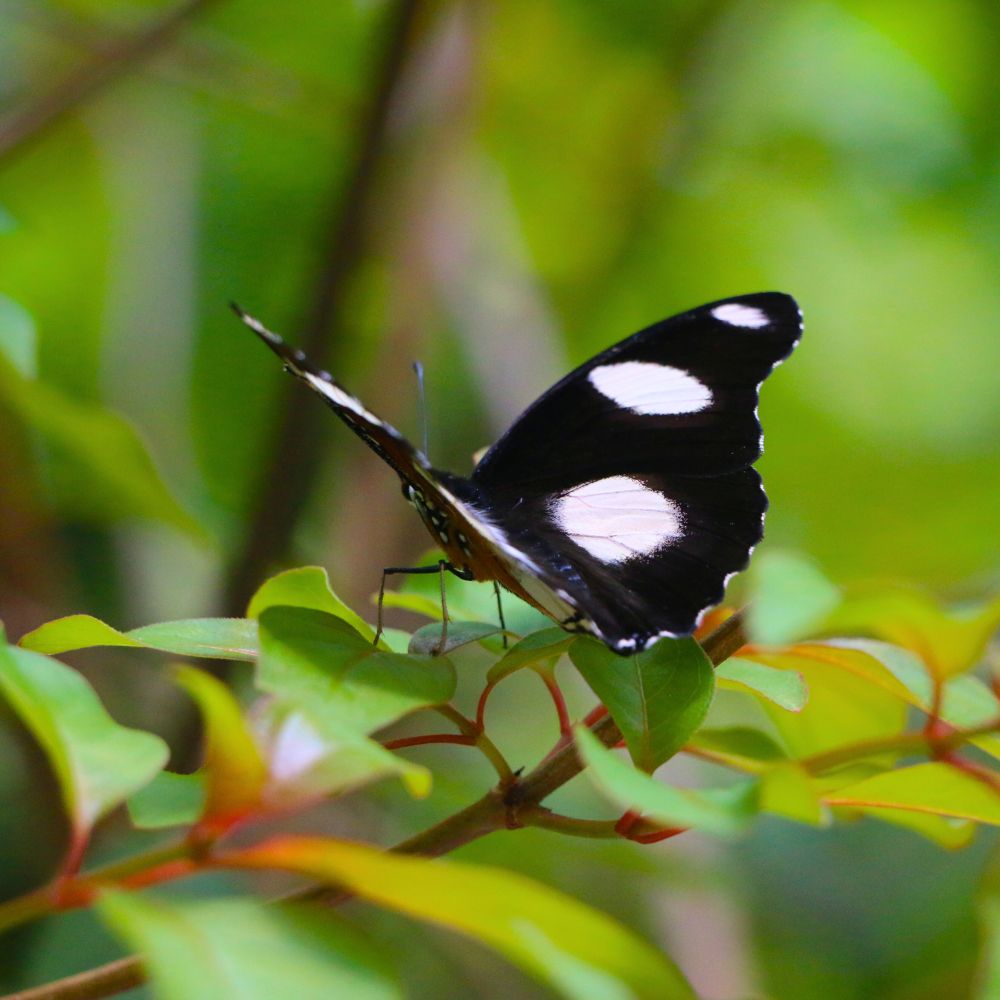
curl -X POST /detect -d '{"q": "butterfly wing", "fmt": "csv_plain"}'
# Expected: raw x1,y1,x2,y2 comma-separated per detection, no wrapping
468,293,802,651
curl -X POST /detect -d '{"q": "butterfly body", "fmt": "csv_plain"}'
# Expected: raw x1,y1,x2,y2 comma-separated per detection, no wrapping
236,293,801,654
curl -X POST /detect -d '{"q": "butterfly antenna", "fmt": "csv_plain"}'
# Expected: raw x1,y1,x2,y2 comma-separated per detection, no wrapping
413,360,429,459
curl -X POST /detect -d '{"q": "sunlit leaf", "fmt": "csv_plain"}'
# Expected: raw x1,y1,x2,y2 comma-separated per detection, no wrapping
576,727,756,837
226,835,696,1000
716,657,808,711
0,293,37,376
747,550,840,645
408,621,500,656
688,727,788,772
823,585,1000,677
127,771,206,830
98,892,400,1000
570,637,714,771
257,607,455,735
758,762,825,826
0,629,167,835
19,614,258,661
0,352,202,536
247,566,376,642
825,762,1000,824
487,628,576,683
175,666,267,830
855,806,975,850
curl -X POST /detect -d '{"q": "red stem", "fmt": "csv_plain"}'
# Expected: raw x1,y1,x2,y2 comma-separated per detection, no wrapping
382,733,475,751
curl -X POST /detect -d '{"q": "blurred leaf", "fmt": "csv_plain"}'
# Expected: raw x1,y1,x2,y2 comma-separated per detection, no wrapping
227,835,696,1000
758,762,825,826
747,550,840,645
0,628,167,835
826,762,1000,824
247,566,376,642
688,727,788,771
379,591,445,620
257,607,455,734
20,615,258,661
408,621,500,655
743,642,909,757
0,293,37,376
127,771,206,830
488,628,576,683
976,888,1000,997
259,702,431,802
0,352,202,535
856,805,975,850
823,585,1000,677
716,656,808,711
98,893,399,1000
570,637,714,771
576,727,756,837
175,666,267,829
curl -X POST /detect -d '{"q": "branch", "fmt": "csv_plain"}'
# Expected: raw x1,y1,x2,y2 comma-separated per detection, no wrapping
0,0,223,165
220,0,426,615
1,613,747,1000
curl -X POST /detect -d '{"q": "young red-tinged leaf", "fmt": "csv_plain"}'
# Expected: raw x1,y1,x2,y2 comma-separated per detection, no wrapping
257,608,455,735
825,762,1000,825
97,892,399,1000
127,771,206,830
408,621,501,656
742,643,908,757
716,657,808,711
247,566,377,643
747,550,840,645
823,585,1000,678
576,727,756,837
20,615,258,661
175,666,267,830
758,762,825,826
0,631,167,839
259,702,431,802
570,636,714,772
224,835,696,1000
487,628,577,684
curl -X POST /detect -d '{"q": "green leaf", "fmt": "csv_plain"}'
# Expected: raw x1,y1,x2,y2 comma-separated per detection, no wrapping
408,621,500,656
0,630,168,834
127,771,205,830
716,656,808,711
377,591,444,621
175,666,267,829
742,642,908,757
98,893,400,1000
688,727,788,771
19,614,258,661
576,727,756,837
487,628,576,683
857,806,975,850
0,351,202,536
228,835,696,1000
823,585,1000,677
0,293,37,376
747,550,840,645
570,637,714,771
758,762,825,826
257,607,455,735
247,566,376,642
259,702,431,802
826,762,1000,824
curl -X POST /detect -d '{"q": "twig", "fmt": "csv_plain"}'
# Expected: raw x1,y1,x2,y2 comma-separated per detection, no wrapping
221,0,426,615
0,0,223,164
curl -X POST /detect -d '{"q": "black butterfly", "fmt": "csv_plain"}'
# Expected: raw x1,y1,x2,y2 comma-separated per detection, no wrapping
235,293,801,654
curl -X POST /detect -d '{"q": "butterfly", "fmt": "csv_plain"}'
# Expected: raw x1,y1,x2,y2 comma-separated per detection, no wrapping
234,293,801,655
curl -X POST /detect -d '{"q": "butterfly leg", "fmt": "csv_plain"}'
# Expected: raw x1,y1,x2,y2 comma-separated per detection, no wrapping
493,581,509,649
374,561,475,654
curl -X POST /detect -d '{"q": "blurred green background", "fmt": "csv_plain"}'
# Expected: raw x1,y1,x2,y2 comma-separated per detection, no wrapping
2,1,1000,997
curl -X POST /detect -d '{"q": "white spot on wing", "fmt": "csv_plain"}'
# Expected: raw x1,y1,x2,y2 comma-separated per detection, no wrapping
552,476,683,563
303,372,383,425
712,303,769,329
588,361,712,415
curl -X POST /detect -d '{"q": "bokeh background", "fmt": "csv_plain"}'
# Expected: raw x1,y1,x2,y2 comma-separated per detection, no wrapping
2,1,1000,997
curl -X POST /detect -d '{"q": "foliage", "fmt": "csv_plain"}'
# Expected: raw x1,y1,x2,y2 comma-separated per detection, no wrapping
2,556,1000,998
